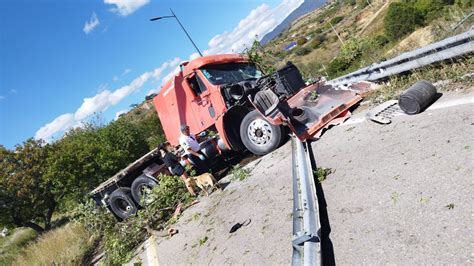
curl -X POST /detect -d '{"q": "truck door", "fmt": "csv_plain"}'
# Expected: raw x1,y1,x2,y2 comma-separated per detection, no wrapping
187,73,215,131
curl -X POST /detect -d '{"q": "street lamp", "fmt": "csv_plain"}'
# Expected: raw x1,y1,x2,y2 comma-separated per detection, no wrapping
150,9,203,57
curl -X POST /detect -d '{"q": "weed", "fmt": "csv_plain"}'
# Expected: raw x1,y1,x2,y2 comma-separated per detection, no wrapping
192,212,201,221
393,175,401,180
445,203,455,210
345,126,355,132
313,167,333,183
391,192,399,205
464,145,470,150
199,236,208,246
231,164,251,181
309,90,319,102
420,196,430,204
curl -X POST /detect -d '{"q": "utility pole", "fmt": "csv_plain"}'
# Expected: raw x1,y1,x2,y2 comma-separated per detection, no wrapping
150,9,203,57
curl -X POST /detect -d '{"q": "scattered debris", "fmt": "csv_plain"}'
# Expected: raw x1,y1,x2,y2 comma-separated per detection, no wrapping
366,100,404,124
168,228,178,237
229,219,252,233
445,203,455,210
399,80,438,114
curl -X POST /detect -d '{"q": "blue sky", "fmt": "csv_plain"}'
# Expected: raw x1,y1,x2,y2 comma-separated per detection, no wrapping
0,0,303,148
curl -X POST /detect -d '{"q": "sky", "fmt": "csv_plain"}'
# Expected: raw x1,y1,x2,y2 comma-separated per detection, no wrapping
0,0,303,149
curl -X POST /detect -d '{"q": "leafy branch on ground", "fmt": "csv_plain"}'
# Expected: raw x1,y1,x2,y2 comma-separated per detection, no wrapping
73,174,193,264
230,164,251,181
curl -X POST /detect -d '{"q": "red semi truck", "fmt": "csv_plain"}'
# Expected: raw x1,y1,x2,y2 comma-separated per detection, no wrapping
91,54,374,219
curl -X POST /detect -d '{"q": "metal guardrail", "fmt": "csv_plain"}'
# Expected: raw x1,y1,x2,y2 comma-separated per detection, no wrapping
291,136,321,265
329,28,474,86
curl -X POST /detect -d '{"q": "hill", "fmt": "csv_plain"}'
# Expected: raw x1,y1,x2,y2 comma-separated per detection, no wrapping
260,0,326,45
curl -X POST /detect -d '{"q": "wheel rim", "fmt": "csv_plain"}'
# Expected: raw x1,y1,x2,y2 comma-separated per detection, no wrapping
116,198,132,214
247,118,273,146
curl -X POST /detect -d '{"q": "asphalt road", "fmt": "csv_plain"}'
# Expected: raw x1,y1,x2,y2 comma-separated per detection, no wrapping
312,90,473,264
129,89,473,265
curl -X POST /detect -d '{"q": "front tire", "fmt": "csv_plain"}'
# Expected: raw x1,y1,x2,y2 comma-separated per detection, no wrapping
240,110,282,155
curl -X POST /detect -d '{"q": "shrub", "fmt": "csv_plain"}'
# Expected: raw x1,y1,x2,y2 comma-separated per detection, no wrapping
310,34,327,49
330,16,344,25
455,0,472,8
296,36,308,45
410,0,455,21
384,2,424,41
327,57,351,78
374,35,389,47
295,47,311,56
345,0,357,6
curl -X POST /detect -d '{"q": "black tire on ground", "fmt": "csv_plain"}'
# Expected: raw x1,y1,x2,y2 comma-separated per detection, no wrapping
239,110,282,155
109,188,137,220
131,175,158,206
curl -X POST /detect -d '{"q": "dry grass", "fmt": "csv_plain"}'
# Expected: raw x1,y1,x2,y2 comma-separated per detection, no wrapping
12,223,93,266
0,228,37,265
366,56,474,104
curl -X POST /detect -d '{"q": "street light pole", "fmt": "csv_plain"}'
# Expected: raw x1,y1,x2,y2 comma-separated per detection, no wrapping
150,9,203,57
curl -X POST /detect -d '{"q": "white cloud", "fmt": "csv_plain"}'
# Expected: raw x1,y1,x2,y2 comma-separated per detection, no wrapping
104,0,150,16
83,12,100,34
35,113,77,141
9,89,17,94
35,58,180,142
74,71,151,120
115,109,130,120
0,95,5,100
122,68,132,75
112,68,132,82
204,0,303,55
35,0,304,142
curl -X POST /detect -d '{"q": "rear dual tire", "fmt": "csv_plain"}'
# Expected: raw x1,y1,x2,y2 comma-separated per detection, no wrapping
109,188,137,220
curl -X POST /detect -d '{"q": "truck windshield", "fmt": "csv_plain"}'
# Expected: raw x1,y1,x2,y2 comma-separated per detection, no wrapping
200,63,262,85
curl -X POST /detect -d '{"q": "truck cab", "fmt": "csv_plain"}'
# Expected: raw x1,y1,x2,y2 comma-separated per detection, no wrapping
153,53,374,156
153,54,282,155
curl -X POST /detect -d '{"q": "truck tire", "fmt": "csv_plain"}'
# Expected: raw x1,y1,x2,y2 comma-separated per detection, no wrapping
131,175,157,207
109,188,137,220
240,110,282,155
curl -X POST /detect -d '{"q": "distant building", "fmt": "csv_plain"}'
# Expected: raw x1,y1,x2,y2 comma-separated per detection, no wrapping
283,41,297,51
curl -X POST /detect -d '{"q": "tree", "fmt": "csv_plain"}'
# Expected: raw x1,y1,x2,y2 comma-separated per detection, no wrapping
0,140,57,233
242,39,277,75
46,119,150,209
384,3,424,41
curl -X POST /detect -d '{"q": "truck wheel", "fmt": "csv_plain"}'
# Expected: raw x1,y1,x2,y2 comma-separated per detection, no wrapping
109,188,137,220
131,176,157,207
240,110,282,155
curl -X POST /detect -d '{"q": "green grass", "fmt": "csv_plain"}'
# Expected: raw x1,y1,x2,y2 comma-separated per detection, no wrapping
0,228,37,265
